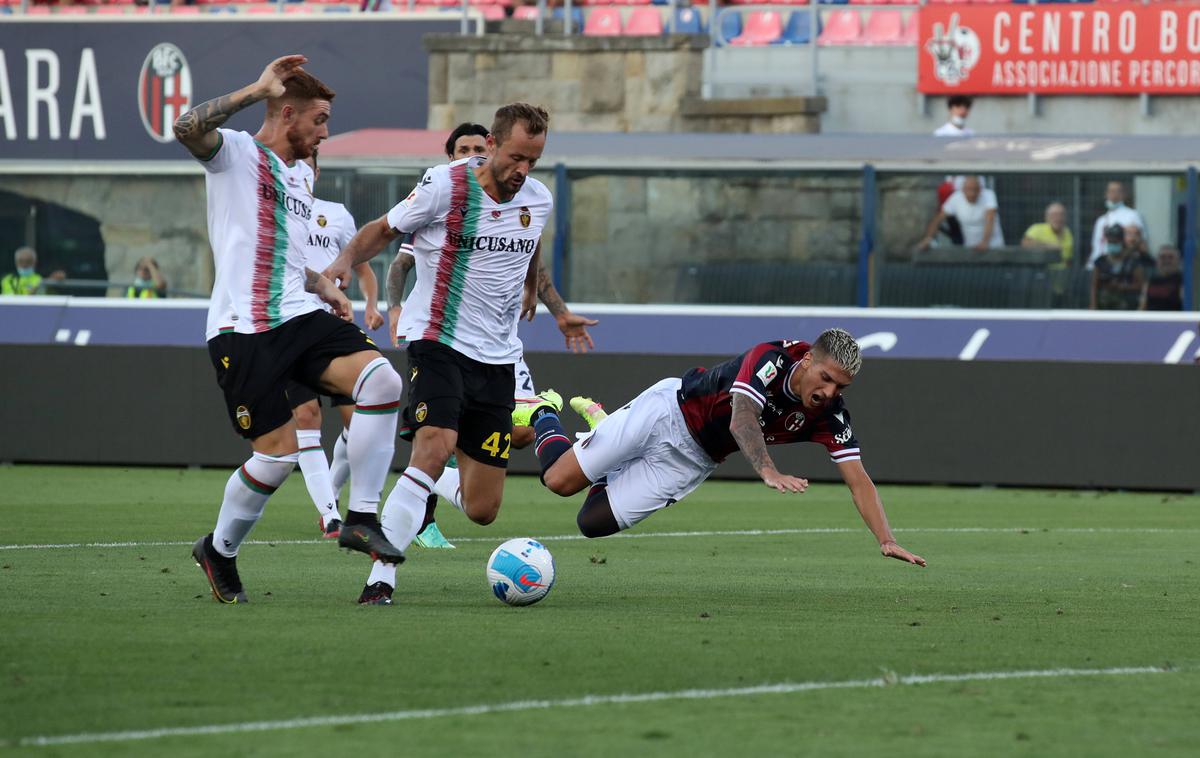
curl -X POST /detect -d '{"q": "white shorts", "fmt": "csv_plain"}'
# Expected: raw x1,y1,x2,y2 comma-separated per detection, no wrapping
573,377,718,530
514,356,536,397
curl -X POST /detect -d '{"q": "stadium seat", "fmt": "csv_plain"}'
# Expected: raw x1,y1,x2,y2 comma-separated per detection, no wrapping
477,4,504,18
512,5,539,19
901,9,917,43
615,0,650,5
672,6,705,35
817,9,861,45
584,6,622,35
284,3,315,12
551,6,585,29
730,10,783,46
861,9,904,44
716,10,742,45
56,5,90,13
625,6,662,34
170,5,203,12
773,10,814,45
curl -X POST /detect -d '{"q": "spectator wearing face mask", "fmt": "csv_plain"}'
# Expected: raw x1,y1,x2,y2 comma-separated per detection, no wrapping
1091,224,1149,310
934,95,974,137
126,257,168,299
3,247,46,295
1087,181,1146,269
1141,244,1183,311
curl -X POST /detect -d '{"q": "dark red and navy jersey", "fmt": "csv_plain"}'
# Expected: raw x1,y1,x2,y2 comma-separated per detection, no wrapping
676,341,861,465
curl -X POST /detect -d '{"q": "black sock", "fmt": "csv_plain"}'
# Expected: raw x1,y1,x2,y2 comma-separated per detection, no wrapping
532,411,572,474
577,479,620,538
343,509,377,526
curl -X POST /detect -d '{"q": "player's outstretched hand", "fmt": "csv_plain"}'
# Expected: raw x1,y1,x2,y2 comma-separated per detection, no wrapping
365,305,384,331
556,311,598,353
761,469,808,494
881,541,926,567
387,305,403,347
256,55,307,99
321,258,352,291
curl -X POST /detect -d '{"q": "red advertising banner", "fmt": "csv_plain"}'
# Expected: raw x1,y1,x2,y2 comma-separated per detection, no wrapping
918,4,1200,94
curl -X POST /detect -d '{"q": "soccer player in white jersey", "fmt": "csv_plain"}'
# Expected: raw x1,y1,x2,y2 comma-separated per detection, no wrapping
287,147,384,540
383,123,604,557
324,103,555,604
174,55,405,604
521,329,926,568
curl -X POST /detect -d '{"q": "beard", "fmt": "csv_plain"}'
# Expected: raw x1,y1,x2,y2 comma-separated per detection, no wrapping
286,126,313,160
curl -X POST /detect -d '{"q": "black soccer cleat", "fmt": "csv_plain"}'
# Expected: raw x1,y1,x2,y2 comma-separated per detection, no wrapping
192,533,248,604
338,518,406,565
357,581,394,606
321,517,342,540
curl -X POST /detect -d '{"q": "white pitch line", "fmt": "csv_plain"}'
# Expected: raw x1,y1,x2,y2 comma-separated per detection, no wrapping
9,666,1172,748
0,526,1197,552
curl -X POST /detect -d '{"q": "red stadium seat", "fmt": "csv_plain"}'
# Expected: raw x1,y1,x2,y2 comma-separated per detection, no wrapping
901,9,917,43
861,9,904,44
170,5,203,12
477,4,504,18
56,5,90,12
615,0,650,5
583,6,622,35
730,10,783,46
95,5,128,13
817,9,861,45
284,3,315,12
512,5,540,20
624,6,662,35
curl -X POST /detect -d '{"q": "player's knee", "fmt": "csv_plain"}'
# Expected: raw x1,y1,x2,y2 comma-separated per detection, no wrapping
355,357,403,403
510,425,535,450
292,402,320,428
464,499,500,526
542,466,579,497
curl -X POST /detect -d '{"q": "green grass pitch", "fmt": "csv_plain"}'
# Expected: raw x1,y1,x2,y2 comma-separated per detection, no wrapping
1,465,1198,756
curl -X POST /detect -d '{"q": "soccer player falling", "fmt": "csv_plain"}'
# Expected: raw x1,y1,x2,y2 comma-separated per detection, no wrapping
325,104,569,604
175,55,406,604
524,328,927,566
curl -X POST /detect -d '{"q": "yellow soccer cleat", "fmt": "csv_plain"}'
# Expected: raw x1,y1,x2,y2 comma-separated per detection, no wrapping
512,389,563,428
569,396,608,430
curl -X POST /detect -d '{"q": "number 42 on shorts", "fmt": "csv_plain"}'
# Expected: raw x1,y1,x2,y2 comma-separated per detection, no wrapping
481,432,512,459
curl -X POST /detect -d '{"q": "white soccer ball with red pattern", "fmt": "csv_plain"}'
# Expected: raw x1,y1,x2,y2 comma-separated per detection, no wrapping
486,538,555,606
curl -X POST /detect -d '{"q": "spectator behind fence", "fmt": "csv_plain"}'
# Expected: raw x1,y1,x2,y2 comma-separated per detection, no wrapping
1091,224,1149,310
1141,244,1183,311
2,246,64,295
1088,181,1146,269
126,257,168,299
933,95,974,137
917,176,1004,253
1021,202,1074,268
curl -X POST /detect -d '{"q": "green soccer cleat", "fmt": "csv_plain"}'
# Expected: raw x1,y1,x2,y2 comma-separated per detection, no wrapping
413,522,456,549
569,396,608,430
512,389,563,428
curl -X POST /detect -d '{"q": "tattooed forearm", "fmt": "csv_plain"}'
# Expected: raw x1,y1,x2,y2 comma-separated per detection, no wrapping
173,89,268,158
304,267,322,293
730,393,777,476
536,263,568,317
387,251,415,307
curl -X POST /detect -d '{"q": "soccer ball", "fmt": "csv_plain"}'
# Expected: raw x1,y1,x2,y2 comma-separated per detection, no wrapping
486,538,555,606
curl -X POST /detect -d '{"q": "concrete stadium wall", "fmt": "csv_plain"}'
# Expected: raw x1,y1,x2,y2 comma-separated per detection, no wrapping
3,345,1197,491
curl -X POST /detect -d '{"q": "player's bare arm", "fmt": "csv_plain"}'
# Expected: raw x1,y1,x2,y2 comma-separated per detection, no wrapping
537,263,599,353
838,459,926,567
325,216,399,288
353,262,383,330
730,394,808,494
304,267,351,320
386,250,415,347
520,242,541,322
173,54,307,159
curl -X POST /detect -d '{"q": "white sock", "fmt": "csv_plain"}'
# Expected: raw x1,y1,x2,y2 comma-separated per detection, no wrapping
330,429,350,501
212,452,295,558
296,429,339,526
347,357,403,516
380,467,434,553
368,560,396,588
433,466,464,514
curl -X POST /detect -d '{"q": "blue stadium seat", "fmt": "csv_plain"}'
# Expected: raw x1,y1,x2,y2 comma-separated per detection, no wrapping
773,10,815,45
552,6,586,31
672,7,706,35
717,10,742,45
818,0,848,5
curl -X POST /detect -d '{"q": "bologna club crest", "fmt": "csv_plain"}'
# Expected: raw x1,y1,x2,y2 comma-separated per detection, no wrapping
138,43,192,144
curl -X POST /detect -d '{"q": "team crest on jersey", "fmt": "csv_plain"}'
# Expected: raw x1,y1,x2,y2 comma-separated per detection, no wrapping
491,210,502,219
316,215,327,228
519,207,531,228
138,43,192,144
415,402,428,423
235,405,251,430
784,412,806,432
756,362,778,385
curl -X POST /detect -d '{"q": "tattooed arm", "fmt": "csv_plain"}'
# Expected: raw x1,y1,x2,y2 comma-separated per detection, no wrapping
304,267,350,320
536,260,599,354
173,54,307,159
386,247,415,347
729,393,808,494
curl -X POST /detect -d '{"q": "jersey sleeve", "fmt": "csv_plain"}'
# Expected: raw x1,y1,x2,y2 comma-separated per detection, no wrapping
386,167,444,234
812,407,861,465
336,208,357,251
198,128,251,174
730,343,786,408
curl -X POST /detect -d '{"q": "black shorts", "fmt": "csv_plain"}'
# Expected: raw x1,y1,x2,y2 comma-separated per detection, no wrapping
405,339,514,468
207,310,379,439
285,380,354,410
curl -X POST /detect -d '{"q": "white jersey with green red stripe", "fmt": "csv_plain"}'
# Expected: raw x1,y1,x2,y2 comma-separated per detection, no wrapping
199,128,322,341
386,156,553,365
302,199,356,313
